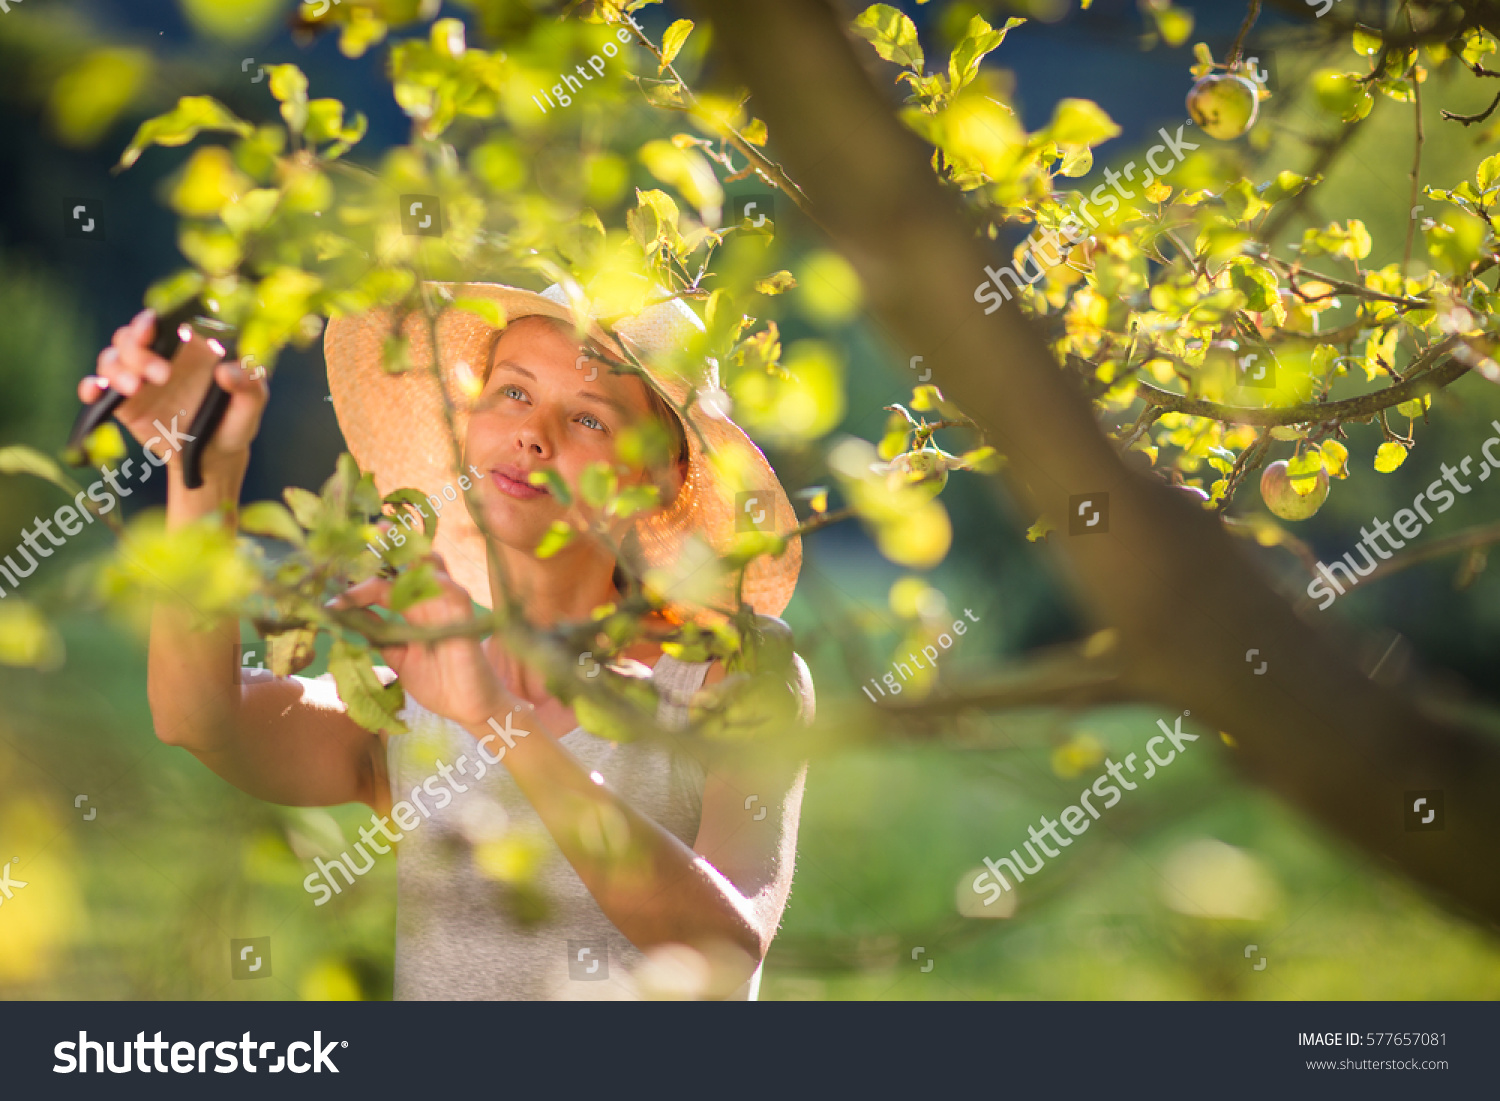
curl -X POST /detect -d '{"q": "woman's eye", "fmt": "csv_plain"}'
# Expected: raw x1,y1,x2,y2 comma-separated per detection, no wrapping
577,413,605,432
501,385,527,401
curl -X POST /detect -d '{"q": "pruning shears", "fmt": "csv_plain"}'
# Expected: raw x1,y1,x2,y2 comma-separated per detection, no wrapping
63,297,238,490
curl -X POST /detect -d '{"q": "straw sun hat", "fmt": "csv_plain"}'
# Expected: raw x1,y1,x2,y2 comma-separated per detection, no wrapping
323,282,801,618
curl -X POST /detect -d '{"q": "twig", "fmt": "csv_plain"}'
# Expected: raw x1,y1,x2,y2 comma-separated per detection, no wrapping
1403,8,1424,273
617,16,816,223
1226,0,1262,67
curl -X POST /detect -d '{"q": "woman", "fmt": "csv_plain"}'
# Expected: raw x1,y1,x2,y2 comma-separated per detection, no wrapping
82,283,811,1000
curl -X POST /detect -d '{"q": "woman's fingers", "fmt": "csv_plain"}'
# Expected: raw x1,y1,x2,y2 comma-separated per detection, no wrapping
334,577,393,611
77,374,107,403
95,345,142,398
212,360,271,453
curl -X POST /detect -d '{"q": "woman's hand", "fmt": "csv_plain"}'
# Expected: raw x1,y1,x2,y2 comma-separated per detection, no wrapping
82,308,268,484
335,555,512,730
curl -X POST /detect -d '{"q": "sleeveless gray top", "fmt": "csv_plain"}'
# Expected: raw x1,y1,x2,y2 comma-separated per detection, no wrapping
385,654,756,1000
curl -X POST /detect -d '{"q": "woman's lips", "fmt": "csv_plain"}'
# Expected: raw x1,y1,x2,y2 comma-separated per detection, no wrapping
490,466,548,500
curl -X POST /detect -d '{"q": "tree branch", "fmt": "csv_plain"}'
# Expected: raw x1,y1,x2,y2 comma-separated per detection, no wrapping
1138,339,1467,426
688,0,1500,927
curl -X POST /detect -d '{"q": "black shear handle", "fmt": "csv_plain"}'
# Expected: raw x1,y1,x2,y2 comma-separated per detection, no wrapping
64,298,235,491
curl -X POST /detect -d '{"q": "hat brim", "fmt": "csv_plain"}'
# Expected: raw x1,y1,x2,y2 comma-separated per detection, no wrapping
323,283,801,619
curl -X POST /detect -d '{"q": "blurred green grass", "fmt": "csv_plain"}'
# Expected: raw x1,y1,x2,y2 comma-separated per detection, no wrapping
6,614,1499,999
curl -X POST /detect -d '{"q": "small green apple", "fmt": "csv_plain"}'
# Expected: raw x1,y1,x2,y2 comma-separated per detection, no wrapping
1260,459,1329,521
1186,74,1260,141
875,448,950,501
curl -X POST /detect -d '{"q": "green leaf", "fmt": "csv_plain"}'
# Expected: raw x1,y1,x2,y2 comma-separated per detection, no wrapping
627,187,682,254
0,445,81,497
390,562,444,614
852,4,924,72
1150,5,1194,47
527,470,573,507
1287,450,1324,496
609,485,661,519
659,19,694,72
0,601,64,671
117,96,253,170
1229,259,1279,313
283,486,324,530
910,384,944,412
878,412,910,461
579,462,619,509
1351,24,1382,57
328,638,406,737
221,188,280,236
267,64,310,133
1374,440,1409,473
82,423,128,470
384,488,437,538
753,270,797,295
239,501,305,545
265,627,317,677
535,520,574,559
1320,439,1350,480
451,297,507,329
960,445,1005,473
948,15,1023,92
1047,98,1121,147
573,693,639,743
303,98,346,144
1478,153,1500,192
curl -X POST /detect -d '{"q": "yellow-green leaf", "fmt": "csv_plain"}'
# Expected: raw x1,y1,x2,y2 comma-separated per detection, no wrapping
390,561,444,614
1048,98,1121,147
118,96,253,170
852,4,924,72
535,520,574,559
0,601,64,671
660,19,694,72
451,297,507,329
1374,440,1409,473
265,627,317,677
579,462,618,509
754,270,797,295
328,638,406,737
267,64,310,133
239,501,305,545
1320,439,1350,479
0,445,80,497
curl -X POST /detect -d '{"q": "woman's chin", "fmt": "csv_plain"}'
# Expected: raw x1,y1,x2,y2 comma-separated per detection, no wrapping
469,498,557,550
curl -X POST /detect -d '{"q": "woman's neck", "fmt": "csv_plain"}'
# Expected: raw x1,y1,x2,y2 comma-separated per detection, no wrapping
486,540,618,628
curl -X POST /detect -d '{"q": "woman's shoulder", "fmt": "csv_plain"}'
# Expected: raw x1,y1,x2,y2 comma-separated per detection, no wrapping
790,652,815,721
671,651,814,725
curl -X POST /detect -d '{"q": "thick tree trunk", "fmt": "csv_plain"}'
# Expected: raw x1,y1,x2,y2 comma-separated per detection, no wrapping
687,0,1500,927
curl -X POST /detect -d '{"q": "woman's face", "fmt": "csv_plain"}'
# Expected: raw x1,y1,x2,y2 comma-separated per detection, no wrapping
463,315,682,554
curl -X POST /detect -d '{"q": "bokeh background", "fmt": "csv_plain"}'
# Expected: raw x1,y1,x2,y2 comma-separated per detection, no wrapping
3,0,1500,999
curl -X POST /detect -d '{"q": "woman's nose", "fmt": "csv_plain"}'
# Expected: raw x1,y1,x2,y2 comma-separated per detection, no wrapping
515,416,551,458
